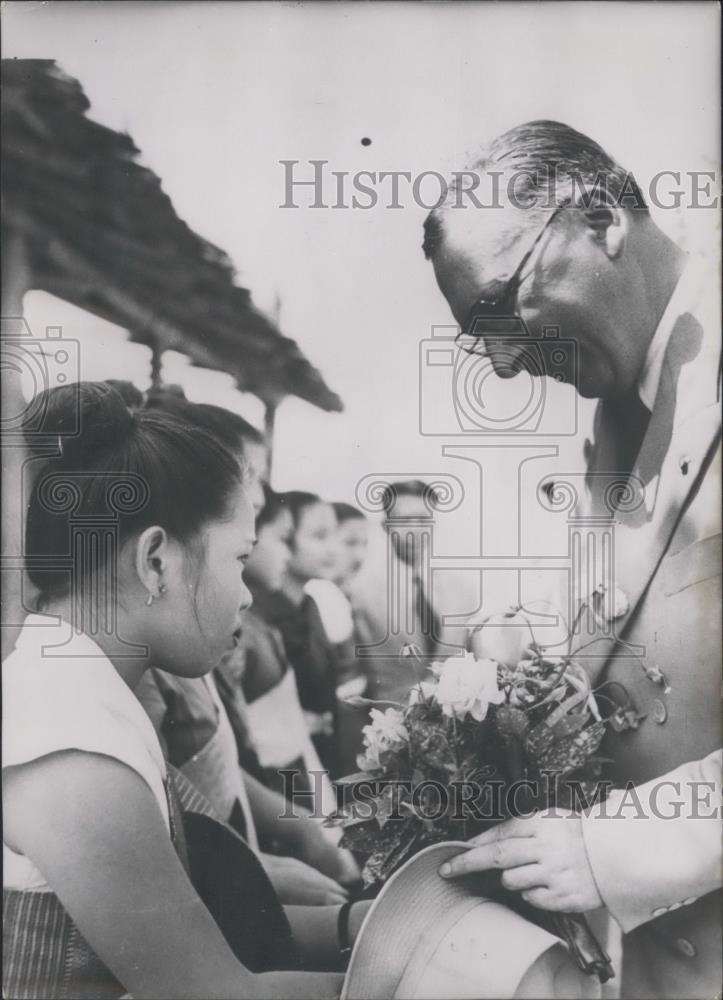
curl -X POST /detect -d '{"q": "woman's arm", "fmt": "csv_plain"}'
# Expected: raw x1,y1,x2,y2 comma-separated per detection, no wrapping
285,901,372,970
243,765,311,840
243,767,356,883
3,750,339,1000
259,852,348,905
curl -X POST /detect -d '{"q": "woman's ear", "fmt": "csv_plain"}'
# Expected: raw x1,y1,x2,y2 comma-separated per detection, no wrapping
134,525,169,599
582,204,628,260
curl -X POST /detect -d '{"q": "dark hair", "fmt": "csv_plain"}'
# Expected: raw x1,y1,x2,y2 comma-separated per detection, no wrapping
423,120,648,259
386,479,440,513
332,502,366,525
144,383,187,406
277,490,329,530
145,395,265,453
105,380,146,408
24,381,244,604
387,479,435,500
256,484,289,531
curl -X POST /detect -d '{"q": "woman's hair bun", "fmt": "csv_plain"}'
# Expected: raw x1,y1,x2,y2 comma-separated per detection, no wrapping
24,381,135,465
24,379,245,605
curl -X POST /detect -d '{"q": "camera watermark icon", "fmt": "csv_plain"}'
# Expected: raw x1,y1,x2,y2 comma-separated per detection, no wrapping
1,317,80,446
27,470,151,658
419,320,579,437
1,317,148,656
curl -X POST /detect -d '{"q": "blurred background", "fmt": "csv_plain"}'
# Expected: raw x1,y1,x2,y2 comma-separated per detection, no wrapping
3,0,720,607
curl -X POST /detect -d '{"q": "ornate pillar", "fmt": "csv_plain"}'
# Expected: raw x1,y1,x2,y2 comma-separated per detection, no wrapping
32,470,150,658
537,472,646,658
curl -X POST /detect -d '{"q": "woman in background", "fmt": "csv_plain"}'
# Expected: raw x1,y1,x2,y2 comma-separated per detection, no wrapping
228,487,358,886
231,488,337,806
256,492,341,775
134,395,354,898
329,502,376,777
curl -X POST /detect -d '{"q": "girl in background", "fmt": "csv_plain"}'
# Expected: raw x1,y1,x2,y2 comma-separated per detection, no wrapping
230,487,356,885
330,503,377,778
233,488,336,804
258,492,341,775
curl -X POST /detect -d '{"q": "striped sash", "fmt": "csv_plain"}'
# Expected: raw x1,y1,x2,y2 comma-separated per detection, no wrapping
3,766,298,998
2,890,124,999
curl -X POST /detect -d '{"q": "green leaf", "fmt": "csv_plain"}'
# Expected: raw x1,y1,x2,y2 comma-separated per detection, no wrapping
339,819,382,854
335,771,378,786
359,818,418,887
549,712,589,740
375,784,401,829
525,720,556,756
495,705,530,742
537,722,606,776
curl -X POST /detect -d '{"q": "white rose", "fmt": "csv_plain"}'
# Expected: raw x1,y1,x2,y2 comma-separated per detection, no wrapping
408,681,438,706
435,653,505,723
357,708,409,771
470,607,569,666
356,744,382,772
593,583,630,622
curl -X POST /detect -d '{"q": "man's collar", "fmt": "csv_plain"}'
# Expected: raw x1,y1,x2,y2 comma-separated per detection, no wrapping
637,253,708,412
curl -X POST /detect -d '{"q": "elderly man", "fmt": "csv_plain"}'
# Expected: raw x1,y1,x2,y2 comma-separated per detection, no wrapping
425,121,721,999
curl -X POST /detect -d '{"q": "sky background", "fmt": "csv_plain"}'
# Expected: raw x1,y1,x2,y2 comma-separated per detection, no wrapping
3,1,720,595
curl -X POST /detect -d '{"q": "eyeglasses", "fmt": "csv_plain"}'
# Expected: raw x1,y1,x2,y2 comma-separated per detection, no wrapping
457,205,564,356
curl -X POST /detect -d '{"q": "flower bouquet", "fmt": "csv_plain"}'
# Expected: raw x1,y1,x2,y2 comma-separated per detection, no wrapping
328,605,616,983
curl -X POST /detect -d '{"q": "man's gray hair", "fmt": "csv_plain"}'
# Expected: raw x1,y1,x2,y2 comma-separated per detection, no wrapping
423,120,647,259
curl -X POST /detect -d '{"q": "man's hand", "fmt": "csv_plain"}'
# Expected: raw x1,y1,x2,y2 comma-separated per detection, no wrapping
260,853,349,906
439,810,604,912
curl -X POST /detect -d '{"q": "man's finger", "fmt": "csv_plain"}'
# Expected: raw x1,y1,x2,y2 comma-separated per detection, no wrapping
439,837,539,878
500,864,547,892
467,815,537,848
521,887,558,910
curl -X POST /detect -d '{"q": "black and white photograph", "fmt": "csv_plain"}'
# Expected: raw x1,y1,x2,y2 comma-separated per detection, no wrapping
1,2,721,998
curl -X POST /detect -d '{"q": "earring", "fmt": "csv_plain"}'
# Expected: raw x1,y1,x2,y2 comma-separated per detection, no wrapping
159,583,167,595
146,592,154,606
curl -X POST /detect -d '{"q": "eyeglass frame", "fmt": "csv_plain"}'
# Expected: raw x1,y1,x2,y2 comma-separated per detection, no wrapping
456,204,565,356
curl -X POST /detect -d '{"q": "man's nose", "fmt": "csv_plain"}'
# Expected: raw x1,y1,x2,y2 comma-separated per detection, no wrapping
486,340,537,380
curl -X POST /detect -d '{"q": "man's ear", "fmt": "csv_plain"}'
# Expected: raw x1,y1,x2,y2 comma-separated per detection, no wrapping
581,203,628,260
134,525,169,598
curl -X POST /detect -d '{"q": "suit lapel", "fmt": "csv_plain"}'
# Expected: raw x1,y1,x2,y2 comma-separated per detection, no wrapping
576,302,721,688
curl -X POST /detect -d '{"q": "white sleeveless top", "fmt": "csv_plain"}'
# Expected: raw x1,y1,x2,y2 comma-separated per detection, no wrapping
2,615,170,892
304,579,354,643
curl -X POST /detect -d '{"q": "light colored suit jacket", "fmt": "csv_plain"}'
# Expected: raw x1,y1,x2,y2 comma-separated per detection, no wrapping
579,261,722,999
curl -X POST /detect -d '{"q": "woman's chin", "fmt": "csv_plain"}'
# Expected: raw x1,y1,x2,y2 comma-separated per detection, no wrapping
156,645,222,679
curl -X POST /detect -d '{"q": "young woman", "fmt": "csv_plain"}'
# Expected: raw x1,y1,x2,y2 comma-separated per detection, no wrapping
257,492,342,775
331,502,370,597
329,502,377,777
231,488,341,817
3,382,367,999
